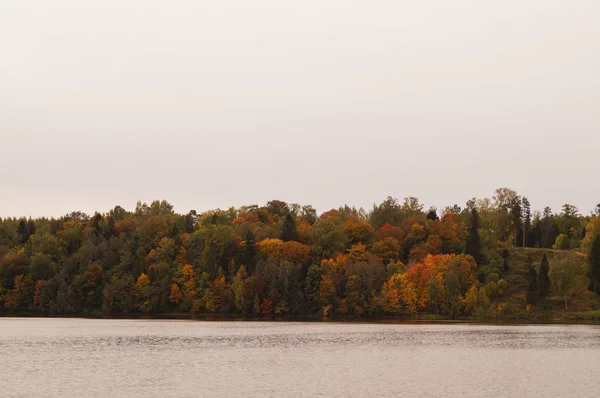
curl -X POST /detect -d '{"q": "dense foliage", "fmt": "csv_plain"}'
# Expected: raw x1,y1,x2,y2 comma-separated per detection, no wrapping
1,189,599,319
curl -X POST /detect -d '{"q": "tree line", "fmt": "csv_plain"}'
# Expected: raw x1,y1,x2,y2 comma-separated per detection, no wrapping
1,188,599,319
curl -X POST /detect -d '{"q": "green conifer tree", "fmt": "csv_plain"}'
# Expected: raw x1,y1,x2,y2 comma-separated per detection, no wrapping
588,234,600,294
538,253,551,300
465,207,483,265
281,213,298,242
525,255,538,304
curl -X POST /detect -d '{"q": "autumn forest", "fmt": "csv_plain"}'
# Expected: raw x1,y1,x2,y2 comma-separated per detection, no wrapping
2,188,600,320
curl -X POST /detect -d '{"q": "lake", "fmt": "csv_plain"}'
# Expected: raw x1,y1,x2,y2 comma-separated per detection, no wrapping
0,319,598,397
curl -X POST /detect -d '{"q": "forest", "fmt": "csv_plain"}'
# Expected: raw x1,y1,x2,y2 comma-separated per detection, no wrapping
1,188,600,320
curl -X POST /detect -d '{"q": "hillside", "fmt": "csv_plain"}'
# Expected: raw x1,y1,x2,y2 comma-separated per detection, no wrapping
487,248,600,321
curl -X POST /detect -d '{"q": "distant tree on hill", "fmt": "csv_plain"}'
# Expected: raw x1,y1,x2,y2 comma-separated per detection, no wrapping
538,253,551,301
522,197,531,247
588,234,600,295
525,255,538,304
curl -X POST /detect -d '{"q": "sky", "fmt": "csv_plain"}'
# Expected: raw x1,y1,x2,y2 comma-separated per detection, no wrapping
1,0,599,218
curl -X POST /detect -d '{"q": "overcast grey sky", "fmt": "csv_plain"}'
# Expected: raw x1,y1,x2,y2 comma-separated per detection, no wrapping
1,0,599,218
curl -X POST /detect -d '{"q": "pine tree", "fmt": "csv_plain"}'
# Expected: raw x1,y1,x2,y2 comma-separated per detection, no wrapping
521,197,531,247
27,219,36,236
185,210,198,233
509,197,522,247
90,213,102,231
538,253,550,300
465,206,483,265
242,230,256,273
588,234,600,294
17,219,28,244
525,255,538,304
281,213,298,242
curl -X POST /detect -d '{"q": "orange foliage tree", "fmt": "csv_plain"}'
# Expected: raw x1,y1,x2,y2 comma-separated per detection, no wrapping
379,254,478,316
429,213,468,254
169,284,182,305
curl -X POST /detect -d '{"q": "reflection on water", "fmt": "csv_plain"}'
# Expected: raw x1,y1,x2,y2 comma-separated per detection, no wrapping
1,319,599,397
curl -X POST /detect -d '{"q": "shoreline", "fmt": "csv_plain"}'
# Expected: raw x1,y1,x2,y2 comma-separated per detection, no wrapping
2,313,600,326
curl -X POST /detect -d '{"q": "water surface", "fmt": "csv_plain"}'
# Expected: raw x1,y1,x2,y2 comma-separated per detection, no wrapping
1,319,598,397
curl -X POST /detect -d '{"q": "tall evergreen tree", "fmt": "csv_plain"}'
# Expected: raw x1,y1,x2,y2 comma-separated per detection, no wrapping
91,213,102,231
281,213,298,242
532,219,542,248
465,206,483,265
538,253,550,300
525,255,538,304
588,234,600,294
185,210,198,233
17,219,28,244
242,230,256,273
27,219,36,236
509,197,522,247
521,197,531,247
